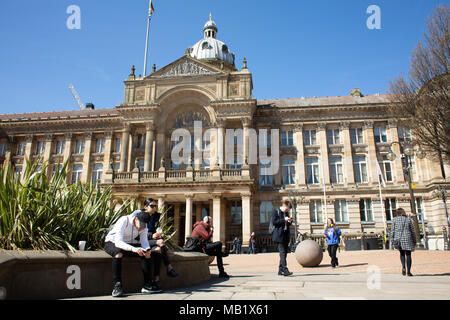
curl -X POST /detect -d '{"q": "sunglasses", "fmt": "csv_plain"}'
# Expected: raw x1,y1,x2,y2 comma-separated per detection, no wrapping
149,205,157,208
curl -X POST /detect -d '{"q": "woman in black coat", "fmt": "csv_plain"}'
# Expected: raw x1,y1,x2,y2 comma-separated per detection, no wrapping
390,208,417,276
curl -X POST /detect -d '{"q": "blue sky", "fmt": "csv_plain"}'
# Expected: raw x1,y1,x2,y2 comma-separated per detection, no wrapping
0,0,448,114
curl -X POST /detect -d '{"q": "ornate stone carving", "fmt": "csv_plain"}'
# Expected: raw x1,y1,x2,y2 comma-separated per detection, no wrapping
293,123,304,132
135,89,145,101
158,60,217,78
317,122,327,131
340,121,350,130
363,120,374,129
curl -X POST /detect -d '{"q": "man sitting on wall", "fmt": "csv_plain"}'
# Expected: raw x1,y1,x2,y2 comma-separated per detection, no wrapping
191,216,230,278
104,211,160,297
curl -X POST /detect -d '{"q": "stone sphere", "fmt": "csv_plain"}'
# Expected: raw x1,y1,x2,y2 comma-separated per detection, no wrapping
295,239,323,267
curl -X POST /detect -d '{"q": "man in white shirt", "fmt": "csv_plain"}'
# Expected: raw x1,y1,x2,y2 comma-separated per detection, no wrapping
104,210,159,297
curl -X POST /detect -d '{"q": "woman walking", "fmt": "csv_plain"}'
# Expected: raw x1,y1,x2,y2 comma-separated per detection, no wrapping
324,218,344,268
390,208,417,276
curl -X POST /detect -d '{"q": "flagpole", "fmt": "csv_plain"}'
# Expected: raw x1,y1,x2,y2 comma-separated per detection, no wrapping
378,176,387,244
143,14,151,77
321,156,328,223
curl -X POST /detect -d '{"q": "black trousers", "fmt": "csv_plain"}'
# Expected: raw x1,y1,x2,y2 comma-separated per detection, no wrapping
277,241,289,271
327,244,339,267
399,249,412,273
149,239,171,267
205,241,225,273
104,241,161,285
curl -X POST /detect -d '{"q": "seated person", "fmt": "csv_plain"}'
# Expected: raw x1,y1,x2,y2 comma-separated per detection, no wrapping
104,211,161,297
191,216,229,278
142,198,179,280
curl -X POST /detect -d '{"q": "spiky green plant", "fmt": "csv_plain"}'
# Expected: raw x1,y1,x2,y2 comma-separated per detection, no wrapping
0,158,131,252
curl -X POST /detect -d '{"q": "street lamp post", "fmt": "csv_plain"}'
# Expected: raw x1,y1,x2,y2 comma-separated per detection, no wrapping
387,140,427,249
437,185,449,250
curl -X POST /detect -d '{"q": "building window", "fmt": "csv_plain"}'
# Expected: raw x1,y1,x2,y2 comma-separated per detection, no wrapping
334,200,348,223
230,200,242,225
136,134,145,149
52,165,63,178
71,165,83,184
329,156,343,184
416,197,425,221
282,158,296,185
306,157,320,185
304,129,317,146
309,200,323,224
398,127,411,143
380,156,393,182
55,141,65,155
353,155,368,183
95,138,105,154
385,198,396,221
374,127,388,143
138,159,145,172
350,128,364,144
92,164,103,184
36,141,46,155
359,199,373,222
74,140,85,154
0,143,7,157
114,138,121,153
259,160,273,186
17,142,26,156
327,129,340,145
281,131,294,146
260,201,273,224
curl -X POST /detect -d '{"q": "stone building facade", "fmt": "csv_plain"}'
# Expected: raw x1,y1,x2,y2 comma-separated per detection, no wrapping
0,18,448,249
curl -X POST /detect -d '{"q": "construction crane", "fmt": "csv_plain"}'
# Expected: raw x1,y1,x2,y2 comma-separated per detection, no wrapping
69,84,85,110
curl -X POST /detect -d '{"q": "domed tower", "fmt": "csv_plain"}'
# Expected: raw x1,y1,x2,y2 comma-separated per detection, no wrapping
188,14,236,71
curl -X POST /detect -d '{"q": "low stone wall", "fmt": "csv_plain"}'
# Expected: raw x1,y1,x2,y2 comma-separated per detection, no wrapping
0,250,211,300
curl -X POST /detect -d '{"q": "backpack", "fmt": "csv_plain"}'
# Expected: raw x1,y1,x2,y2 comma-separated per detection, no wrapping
183,236,203,252
269,209,280,234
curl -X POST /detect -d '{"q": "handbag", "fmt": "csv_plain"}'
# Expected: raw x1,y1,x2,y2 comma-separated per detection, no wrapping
183,236,203,252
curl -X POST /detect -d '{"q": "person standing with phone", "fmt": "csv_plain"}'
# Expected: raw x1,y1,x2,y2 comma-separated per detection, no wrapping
272,200,294,276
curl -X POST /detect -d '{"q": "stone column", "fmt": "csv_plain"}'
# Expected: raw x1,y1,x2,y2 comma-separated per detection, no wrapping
212,194,225,244
127,131,134,172
363,120,378,184
293,123,305,186
216,120,225,169
42,134,53,178
103,131,113,175
119,125,130,172
340,121,355,185
174,204,180,245
3,136,13,165
184,194,194,241
81,132,93,183
21,134,34,180
156,131,166,170
241,192,253,251
144,124,155,172
242,118,251,166
317,122,330,185
387,120,405,184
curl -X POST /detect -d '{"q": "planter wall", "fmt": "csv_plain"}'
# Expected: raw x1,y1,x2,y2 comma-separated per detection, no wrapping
0,250,210,300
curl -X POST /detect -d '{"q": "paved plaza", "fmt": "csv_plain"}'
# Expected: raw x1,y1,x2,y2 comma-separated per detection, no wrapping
71,249,450,300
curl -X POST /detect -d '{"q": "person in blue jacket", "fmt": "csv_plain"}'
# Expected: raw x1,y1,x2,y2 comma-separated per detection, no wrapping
324,218,344,268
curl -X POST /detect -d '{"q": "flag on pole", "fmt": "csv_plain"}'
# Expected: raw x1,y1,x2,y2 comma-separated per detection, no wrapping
149,0,155,17
376,160,386,188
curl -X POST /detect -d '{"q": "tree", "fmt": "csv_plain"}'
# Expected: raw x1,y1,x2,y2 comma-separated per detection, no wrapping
388,5,449,179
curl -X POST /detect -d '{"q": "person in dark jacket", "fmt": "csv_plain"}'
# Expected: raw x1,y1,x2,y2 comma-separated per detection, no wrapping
248,232,257,254
390,208,417,276
142,198,179,286
191,216,229,278
272,200,293,276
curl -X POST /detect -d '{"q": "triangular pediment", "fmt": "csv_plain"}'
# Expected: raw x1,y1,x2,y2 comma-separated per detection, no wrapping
148,56,225,79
